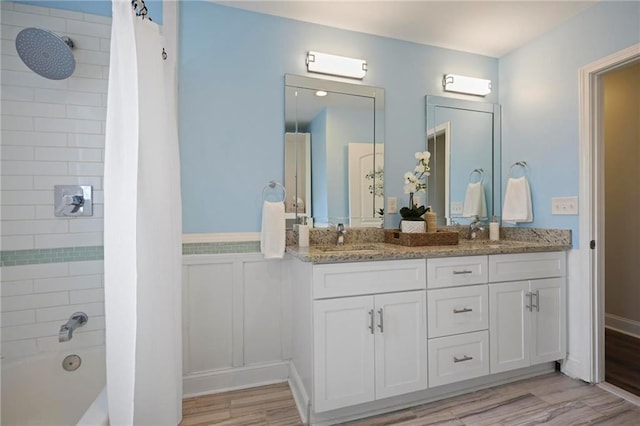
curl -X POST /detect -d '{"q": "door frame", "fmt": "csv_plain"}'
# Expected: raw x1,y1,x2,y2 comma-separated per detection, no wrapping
578,43,640,383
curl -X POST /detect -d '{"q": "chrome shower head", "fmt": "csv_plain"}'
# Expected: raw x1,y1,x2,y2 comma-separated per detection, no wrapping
15,28,76,80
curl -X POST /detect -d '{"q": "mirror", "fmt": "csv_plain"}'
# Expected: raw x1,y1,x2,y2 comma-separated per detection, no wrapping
285,74,385,228
425,95,501,226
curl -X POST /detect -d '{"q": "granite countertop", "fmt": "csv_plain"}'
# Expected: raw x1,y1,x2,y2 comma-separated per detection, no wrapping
286,227,572,264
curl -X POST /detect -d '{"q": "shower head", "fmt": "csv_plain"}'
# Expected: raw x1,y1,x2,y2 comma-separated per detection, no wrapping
15,28,76,80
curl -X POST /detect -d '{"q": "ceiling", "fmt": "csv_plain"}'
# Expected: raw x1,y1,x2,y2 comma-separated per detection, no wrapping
214,1,597,58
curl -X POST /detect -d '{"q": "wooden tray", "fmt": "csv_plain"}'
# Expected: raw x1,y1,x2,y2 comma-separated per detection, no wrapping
384,229,459,247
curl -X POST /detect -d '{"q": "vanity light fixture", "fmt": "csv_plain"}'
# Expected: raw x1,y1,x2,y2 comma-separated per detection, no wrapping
315,90,328,97
443,74,492,96
306,51,367,80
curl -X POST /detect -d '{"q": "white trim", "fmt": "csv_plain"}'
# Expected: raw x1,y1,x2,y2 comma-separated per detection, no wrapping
182,232,260,243
182,361,290,398
288,362,310,425
579,43,640,384
605,315,640,339
598,382,640,407
426,121,451,224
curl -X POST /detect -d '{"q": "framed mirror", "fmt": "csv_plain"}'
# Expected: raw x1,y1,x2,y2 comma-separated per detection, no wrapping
425,95,501,226
285,74,385,228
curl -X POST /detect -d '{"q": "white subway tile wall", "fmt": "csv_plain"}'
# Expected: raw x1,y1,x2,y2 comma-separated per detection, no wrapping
1,2,110,360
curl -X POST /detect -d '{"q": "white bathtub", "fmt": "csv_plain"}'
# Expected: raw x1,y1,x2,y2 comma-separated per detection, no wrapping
1,347,107,426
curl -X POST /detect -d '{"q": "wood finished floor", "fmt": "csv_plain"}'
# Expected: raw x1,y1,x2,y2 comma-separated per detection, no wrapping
606,328,640,397
180,373,640,426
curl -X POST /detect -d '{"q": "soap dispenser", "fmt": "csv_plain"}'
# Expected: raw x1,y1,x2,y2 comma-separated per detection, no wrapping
490,216,500,241
298,217,310,248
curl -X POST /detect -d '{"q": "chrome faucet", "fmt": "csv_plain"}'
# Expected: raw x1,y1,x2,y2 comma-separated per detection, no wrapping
337,223,346,246
59,312,88,342
468,216,484,240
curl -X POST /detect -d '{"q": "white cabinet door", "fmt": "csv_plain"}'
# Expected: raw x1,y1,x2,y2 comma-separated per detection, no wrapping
489,281,530,374
313,296,375,412
530,278,566,364
374,291,428,399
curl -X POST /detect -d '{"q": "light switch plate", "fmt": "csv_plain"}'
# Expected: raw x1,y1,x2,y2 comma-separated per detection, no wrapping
387,197,397,214
552,196,578,215
451,201,463,215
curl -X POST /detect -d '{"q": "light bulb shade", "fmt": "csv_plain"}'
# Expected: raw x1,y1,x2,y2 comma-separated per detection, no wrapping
443,74,491,96
306,51,367,80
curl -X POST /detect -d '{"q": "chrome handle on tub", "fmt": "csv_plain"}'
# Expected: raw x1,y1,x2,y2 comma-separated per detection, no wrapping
453,355,473,363
452,270,473,275
532,290,540,312
368,309,374,334
377,308,384,333
525,292,532,311
453,307,473,314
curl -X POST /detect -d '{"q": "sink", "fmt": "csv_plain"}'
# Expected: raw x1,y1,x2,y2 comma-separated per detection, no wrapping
313,244,386,254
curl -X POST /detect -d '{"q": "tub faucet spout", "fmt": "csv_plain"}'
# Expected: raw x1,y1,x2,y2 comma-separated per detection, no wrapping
59,312,88,342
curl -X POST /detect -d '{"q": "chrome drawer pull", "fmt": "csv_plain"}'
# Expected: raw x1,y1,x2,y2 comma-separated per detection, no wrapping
453,307,473,314
533,290,540,312
452,270,473,275
368,309,374,334
377,308,384,333
453,355,473,363
525,292,532,311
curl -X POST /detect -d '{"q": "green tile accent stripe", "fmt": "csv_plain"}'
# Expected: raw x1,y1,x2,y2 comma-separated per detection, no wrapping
1,241,261,266
182,241,261,255
0,246,104,267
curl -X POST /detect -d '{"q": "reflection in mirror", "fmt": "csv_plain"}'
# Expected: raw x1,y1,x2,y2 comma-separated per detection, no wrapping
425,96,501,226
284,74,384,228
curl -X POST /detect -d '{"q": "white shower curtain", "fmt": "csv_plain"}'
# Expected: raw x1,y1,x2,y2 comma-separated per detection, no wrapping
104,1,182,424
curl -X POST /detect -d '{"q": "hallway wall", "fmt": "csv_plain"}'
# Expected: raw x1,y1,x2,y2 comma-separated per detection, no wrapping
604,61,640,334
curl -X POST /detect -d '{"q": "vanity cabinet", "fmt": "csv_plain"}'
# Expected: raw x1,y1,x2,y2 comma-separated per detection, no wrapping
488,252,566,374
289,250,567,424
313,290,427,412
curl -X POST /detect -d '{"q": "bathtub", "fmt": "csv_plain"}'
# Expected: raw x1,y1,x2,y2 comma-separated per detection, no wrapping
1,347,107,426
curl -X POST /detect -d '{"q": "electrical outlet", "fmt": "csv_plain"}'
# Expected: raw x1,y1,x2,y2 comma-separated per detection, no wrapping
451,201,463,214
387,197,397,214
552,196,578,215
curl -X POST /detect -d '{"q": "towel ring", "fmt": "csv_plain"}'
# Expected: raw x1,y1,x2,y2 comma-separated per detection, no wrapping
509,161,529,178
262,180,286,202
468,168,484,184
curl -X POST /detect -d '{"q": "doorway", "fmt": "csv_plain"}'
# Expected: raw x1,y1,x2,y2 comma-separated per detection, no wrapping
579,43,640,401
601,61,640,397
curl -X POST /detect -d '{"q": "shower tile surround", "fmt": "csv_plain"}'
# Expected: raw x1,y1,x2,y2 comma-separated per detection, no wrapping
1,2,110,360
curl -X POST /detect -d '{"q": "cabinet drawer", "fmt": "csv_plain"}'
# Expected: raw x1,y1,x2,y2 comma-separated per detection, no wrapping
428,330,489,387
427,285,488,338
489,252,566,283
427,256,488,289
312,259,426,299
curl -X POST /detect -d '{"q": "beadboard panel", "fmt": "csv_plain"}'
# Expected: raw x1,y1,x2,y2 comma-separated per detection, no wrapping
182,254,290,392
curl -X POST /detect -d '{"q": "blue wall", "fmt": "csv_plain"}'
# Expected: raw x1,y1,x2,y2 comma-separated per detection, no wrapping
499,1,640,247
14,0,163,23
178,2,498,233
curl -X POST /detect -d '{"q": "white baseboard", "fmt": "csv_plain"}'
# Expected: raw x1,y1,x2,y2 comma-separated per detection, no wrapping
605,314,640,338
288,362,310,425
182,361,290,398
562,355,589,382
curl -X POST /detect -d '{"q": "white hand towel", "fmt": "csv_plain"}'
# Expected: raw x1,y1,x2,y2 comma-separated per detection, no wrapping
462,182,487,218
502,176,533,223
261,201,285,259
